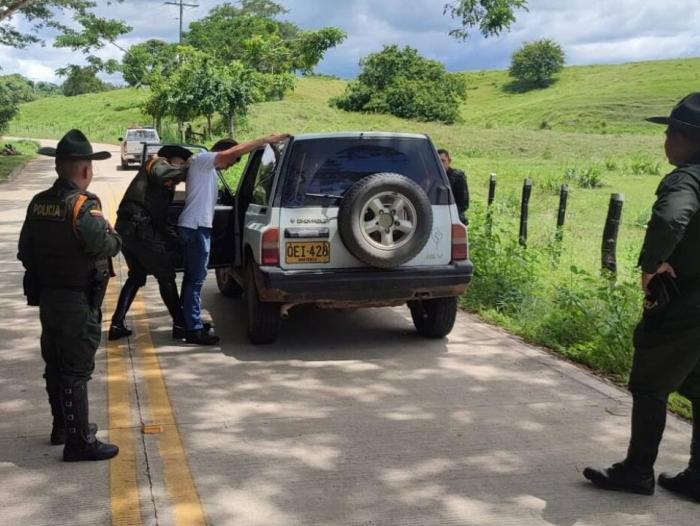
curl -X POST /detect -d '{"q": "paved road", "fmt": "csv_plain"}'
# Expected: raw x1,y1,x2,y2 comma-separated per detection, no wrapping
0,142,697,525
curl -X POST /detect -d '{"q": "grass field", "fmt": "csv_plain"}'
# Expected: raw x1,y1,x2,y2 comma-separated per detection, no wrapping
5,58,700,416
0,140,38,182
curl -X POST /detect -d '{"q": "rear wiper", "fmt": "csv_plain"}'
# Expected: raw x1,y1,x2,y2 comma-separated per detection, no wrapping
305,192,343,201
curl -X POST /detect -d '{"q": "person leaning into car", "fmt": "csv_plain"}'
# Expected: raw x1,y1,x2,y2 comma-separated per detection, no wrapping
108,145,193,342
178,133,290,345
584,93,700,503
438,148,469,224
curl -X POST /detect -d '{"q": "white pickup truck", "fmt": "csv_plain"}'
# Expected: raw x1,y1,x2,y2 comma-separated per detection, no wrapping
119,127,161,168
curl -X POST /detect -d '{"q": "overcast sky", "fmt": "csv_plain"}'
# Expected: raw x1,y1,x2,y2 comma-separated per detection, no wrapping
1,0,699,84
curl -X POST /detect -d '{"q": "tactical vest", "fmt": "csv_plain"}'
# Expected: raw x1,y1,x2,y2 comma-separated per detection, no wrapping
667,163,700,279
25,181,107,289
118,160,175,232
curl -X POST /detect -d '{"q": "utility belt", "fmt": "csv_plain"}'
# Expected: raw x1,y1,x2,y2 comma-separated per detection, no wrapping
24,259,112,309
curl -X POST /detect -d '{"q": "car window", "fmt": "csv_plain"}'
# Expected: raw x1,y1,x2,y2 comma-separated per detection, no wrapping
251,145,279,206
280,138,443,207
126,130,159,142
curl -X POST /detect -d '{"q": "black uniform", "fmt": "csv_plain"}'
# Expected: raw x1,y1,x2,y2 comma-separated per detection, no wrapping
109,158,188,338
446,167,469,224
18,178,121,452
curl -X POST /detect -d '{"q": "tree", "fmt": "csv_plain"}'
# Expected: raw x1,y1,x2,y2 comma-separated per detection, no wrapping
444,0,528,39
509,39,565,87
0,83,18,133
122,39,178,87
0,1,127,49
332,45,467,124
184,1,345,81
0,73,35,102
57,64,107,96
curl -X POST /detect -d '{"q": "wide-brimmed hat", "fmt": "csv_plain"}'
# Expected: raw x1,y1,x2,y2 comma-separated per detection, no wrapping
38,129,111,160
647,92,700,134
211,138,238,152
157,145,193,161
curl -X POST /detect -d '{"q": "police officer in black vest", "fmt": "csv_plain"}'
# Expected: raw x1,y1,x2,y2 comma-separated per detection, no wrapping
108,145,194,341
438,149,469,224
18,130,121,461
584,93,700,502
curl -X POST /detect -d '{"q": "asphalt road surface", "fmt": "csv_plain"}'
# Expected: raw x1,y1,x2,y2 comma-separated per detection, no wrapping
0,141,697,525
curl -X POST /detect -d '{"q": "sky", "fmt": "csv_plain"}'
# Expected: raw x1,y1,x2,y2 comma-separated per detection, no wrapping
1,0,699,84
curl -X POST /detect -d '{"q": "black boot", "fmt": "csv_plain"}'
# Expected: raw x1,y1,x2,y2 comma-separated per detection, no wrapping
659,398,700,502
109,278,141,340
51,423,98,446
61,381,119,462
173,322,211,340
583,392,667,496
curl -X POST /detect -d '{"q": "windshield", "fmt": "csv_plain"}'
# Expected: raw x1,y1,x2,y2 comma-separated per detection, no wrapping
126,129,159,142
280,137,443,207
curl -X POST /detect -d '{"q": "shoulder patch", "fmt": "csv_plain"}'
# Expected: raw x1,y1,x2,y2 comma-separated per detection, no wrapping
29,200,67,222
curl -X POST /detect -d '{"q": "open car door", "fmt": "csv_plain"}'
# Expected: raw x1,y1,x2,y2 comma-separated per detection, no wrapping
166,150,237,271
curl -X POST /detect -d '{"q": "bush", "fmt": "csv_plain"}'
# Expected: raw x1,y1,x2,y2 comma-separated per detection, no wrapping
0,85,19,134
564,166,604,188
509,39,565,87
331,45,467,124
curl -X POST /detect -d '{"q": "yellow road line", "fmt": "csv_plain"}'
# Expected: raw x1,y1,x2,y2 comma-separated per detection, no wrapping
131,296,207,526
104,187,144,526
106,282,144,526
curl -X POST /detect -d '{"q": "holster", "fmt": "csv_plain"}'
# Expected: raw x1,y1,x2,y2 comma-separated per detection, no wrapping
23,271,41,306
88,260,111,309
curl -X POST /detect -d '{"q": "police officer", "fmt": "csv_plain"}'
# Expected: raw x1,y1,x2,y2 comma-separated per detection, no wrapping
438,149,469,224
584,93,700,502
18,129,121,461
108,145,196,341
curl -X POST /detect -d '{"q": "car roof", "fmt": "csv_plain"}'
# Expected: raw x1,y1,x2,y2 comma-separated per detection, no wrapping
292,132,429,142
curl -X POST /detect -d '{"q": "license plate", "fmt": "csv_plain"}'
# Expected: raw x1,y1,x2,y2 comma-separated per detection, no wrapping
285,241,330,264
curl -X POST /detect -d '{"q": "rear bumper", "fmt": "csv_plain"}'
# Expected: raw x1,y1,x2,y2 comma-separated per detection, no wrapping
255,261,473,304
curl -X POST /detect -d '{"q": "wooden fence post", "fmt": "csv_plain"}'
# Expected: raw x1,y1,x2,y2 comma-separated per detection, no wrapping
519,178,532,247
601,193,624,274
486,173,497,237
556,184,569,242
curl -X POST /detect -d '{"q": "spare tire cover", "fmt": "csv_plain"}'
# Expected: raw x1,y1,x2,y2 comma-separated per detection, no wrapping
338,172,433,269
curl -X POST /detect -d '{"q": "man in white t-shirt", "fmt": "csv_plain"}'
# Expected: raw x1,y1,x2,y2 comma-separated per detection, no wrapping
178,134,289,345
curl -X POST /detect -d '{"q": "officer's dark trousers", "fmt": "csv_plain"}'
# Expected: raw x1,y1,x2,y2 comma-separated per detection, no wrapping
40,289,101,436
111,230,184,328
627,286,700,473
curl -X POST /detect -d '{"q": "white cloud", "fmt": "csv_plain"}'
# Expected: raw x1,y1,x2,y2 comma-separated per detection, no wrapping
0,0,699,83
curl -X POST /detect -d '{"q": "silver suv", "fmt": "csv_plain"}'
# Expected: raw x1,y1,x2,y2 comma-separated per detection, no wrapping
169,132,473,344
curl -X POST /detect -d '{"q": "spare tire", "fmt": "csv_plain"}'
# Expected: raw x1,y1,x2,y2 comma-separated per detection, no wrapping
338,173,433,269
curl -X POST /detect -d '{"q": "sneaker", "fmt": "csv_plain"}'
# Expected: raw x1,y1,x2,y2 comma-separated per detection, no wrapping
185,328,220,345
583,461,655,496
659,469,700,502
173,323,211,340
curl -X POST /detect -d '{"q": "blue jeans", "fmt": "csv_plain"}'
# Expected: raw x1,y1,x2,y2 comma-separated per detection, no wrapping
178,226,211,331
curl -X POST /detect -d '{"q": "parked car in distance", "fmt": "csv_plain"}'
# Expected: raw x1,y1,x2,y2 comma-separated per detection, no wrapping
119,127,161,169
167,132,473,345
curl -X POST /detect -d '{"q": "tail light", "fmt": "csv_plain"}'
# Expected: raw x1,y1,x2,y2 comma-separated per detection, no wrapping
261,228,280,266
451,223,468,262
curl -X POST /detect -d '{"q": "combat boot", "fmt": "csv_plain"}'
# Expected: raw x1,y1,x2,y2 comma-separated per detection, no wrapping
173,322,210,340
584,392,667,496
61,381,119,462
109,277,140,340
658,398,700,502
51,423,98,446
185,327,220,345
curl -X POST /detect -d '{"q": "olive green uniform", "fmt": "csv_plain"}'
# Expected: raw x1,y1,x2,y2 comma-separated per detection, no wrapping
17,178,121,435
109,158,188,334
631,161,700,399
116,158,187,282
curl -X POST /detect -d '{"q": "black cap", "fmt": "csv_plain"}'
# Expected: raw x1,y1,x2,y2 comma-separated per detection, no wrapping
157,145,193,161
647,92,700,134
38,129,111,160
211,138,238,152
